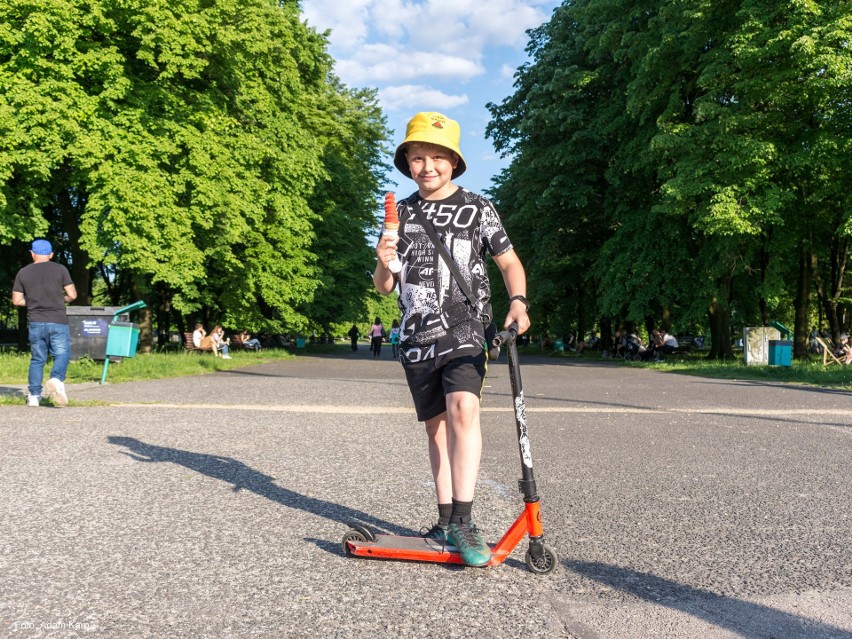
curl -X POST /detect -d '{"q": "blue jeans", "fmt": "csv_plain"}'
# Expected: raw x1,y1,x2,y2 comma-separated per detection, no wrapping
28,322,70,396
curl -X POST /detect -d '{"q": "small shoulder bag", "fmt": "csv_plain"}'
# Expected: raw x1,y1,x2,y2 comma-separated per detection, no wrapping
407,203,497,343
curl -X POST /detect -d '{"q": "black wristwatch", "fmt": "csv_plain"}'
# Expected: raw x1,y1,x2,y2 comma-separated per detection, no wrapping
509,295,530,312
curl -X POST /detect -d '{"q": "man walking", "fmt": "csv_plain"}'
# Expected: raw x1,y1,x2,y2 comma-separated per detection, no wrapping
12,239,77,407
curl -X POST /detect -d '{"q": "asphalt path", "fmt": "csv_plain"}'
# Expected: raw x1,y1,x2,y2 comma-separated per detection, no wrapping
1,347,850,639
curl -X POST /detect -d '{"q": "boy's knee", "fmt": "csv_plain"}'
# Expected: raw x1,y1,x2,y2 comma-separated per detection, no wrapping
446,391,479,421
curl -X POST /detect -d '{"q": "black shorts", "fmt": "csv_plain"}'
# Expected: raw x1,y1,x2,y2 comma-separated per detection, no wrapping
402,352,487,422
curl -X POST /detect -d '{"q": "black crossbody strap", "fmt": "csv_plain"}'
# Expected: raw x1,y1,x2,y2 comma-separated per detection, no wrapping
408,203,478,307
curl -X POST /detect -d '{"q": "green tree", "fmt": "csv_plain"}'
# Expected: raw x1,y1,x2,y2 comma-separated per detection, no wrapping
303,81,391,333
0,0,391,347
489,0,852,358
654,0,852,354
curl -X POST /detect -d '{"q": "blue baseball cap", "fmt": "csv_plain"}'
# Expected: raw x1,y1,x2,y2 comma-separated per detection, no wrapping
31,239,53,255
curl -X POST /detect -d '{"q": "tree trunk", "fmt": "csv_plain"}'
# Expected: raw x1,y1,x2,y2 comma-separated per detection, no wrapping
130,277,153,353
644,316,656,341
175,312,187,343
156,288,171,347
577,291,586,345
792,247,813,359
813,235,849,342
600,317,612,354
57,187,92,305
758,244,770,326
707,275,734,360
660,306,672,333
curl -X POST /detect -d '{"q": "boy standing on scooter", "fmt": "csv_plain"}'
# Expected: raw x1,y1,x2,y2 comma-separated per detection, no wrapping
374,112,530,567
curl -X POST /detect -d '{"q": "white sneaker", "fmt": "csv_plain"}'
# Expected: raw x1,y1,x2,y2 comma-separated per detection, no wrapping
27,394,40,407
45,378,68,407
221,355,232,360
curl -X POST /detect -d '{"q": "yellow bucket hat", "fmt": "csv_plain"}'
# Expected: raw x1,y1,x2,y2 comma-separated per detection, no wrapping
394,112,466,179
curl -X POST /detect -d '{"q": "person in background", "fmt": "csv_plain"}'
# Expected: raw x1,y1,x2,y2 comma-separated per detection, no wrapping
832,333,851,364
237,330,262,351
192,323,206,349
389,319,401,359
210,325,231,359
661,329,679,354
369,318,385,357
12,239,77,407
653,328,678,361
576,331,599,354
348,324,360,352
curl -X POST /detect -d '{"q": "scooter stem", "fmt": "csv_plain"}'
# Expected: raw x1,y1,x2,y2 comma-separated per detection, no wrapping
505,326,539,503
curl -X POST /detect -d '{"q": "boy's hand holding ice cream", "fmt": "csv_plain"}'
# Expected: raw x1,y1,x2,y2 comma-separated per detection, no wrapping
382,192,402,273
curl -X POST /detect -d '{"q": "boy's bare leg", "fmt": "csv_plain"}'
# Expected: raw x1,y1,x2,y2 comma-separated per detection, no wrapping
443,390,491,566
445,390,482,501
425,413,453,504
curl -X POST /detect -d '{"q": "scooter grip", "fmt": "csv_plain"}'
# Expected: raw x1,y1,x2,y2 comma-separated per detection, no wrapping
492,322,518,347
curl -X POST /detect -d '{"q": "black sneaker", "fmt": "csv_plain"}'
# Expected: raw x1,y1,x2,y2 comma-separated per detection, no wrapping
447,519,491,566
420,523,449,542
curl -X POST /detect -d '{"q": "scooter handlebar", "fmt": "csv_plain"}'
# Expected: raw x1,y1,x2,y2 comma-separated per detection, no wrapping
492,322,518,348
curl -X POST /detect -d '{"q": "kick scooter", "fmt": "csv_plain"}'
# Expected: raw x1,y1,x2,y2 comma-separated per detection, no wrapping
342,323,558,574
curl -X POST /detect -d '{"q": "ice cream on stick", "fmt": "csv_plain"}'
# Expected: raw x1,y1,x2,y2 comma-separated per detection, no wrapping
383,192,402,273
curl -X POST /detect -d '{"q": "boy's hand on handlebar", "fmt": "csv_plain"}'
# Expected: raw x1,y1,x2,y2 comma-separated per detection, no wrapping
504,308,530,335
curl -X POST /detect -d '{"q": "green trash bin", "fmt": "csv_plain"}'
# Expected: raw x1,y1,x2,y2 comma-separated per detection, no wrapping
99,301,146,384
768,339,792,366
106,321,140,358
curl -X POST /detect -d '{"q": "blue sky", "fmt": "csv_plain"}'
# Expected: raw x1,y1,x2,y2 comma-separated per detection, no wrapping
299,0,562,198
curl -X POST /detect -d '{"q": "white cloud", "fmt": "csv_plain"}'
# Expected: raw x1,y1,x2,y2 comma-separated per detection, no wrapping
378,85,469,111
335,44,484,85
301,0,552,86
400,0,552,55
499,64,517,80
300,0,373,50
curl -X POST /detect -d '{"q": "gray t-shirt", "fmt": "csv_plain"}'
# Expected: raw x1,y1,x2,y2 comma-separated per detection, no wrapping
385,187,512,365
13,261,73,324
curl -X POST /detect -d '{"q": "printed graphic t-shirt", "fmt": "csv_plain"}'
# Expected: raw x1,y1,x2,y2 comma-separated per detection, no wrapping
385,187,512,365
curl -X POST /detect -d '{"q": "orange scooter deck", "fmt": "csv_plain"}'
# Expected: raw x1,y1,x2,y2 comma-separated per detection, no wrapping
345,504,536,566
345,534,510,566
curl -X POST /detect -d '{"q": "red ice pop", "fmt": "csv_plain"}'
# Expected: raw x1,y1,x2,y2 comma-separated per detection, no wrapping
383,192,402,273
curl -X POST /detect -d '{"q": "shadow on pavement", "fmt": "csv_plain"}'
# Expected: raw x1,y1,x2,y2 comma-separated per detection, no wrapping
107,436,414,538
565,560,852,639
0,385,24,397
704,379,852,398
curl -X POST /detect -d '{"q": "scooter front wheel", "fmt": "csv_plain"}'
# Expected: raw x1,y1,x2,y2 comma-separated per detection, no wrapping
525,544,558,574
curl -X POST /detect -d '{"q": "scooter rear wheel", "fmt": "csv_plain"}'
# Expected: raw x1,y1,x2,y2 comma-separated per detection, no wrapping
341,529,367,556
525,544,558,574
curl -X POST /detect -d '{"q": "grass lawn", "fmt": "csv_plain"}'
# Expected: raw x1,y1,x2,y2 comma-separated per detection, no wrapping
0,347,297,406
518,345,852,390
